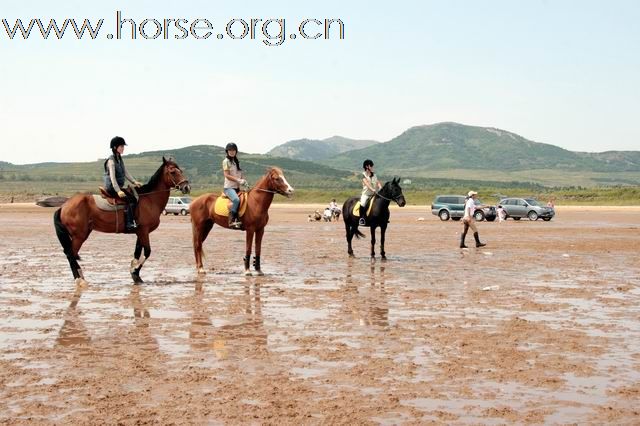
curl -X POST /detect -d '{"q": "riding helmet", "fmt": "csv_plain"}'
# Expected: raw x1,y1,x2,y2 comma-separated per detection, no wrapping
363,159,374,169
110,136,127,150
225,142,238,152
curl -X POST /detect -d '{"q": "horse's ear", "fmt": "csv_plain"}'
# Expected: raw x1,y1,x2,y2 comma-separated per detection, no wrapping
162,156,167,164
393,177,400,184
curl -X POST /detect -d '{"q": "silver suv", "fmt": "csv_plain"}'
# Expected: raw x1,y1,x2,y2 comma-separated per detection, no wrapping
163,196,191,216
499,198,554,221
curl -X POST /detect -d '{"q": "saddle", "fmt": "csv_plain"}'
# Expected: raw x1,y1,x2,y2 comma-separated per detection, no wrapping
214,192,248,217
352,198,375,218
99,187,128,206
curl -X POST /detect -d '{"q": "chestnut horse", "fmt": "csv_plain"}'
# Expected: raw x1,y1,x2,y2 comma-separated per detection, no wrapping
342,177,406,260
53,157,191,285
191,167,294,276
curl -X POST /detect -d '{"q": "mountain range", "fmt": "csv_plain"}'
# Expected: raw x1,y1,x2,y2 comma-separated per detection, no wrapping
266,136,379,161
1,123,639,188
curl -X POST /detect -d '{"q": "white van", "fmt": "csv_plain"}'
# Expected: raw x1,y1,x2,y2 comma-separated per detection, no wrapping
163,196,191,215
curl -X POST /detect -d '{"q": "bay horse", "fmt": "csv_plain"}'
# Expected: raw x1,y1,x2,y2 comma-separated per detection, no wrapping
53,157,191,286
191,167,294,276
342,177,406,259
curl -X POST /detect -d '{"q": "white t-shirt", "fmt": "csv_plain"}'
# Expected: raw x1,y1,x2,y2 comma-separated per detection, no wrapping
463,198,475,219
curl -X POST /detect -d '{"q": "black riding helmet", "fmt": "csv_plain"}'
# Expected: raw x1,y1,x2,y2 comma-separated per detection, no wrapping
110,136,127,150
363,159,374,169
225,142,238,152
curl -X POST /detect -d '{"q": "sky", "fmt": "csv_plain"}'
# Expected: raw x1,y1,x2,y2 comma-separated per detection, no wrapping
1,0,639,164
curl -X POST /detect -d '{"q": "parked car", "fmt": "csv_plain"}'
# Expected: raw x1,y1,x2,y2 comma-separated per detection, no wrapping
163,196,191,215
498,198,554,221
431,195,496,222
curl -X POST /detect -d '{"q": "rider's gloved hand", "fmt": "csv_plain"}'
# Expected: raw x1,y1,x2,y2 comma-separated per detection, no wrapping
117,190,126,198
133,181,143,188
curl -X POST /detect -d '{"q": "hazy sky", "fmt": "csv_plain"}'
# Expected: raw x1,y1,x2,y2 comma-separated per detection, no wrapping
1,0,638,164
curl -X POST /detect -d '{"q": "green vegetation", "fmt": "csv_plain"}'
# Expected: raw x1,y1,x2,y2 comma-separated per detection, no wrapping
1,123,638,205
266,136,379,161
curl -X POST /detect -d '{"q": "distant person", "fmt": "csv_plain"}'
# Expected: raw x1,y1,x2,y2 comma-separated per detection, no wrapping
359,159,382,226
307,214,313,222
313,210,322,221
497,204,506,223
103,136,142,231
222,142,247,229
460,191,486,248
323,207,333,221
329,198,339,213
547,198,555,209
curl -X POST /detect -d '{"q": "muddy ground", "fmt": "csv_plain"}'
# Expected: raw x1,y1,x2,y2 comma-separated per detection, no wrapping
0,204,639,424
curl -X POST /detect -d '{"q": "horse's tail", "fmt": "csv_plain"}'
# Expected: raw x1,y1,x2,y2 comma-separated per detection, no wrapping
53,208,74,258
353,227,366,239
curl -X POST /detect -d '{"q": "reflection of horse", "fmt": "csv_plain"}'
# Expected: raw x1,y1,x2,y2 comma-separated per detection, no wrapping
56,286,91,347
341,263,389,328
191,167,294,276
189,278,267,359
53,157,191,285
342,178,406,259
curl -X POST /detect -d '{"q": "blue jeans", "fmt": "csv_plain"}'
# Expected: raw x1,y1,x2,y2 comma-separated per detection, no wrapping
224,188,240,214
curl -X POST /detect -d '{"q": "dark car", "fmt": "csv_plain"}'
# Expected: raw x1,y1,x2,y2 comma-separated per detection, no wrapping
431,195,496,222
499,198,554,221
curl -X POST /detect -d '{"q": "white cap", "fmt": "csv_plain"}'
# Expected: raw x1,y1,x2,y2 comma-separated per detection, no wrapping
468,191,478,197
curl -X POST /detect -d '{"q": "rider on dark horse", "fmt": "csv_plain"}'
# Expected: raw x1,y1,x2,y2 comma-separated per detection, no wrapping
222,142,248,229
103,136,142,232
359,159,382,226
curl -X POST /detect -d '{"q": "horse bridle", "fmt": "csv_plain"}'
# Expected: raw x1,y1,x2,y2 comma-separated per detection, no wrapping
375,191,403,203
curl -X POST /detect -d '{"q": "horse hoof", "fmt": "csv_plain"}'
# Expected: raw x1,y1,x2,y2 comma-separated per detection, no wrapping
197,267,206,275
244,270,252,276
255,270,264,276
132,274,144,284
381,256,387,262
75,278,89,288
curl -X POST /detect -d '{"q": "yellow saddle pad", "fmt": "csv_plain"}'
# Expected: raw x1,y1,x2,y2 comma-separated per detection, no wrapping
352,200,374,217
214,193,248,217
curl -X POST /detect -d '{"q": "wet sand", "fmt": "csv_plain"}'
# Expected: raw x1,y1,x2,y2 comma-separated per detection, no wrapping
0,205,639,424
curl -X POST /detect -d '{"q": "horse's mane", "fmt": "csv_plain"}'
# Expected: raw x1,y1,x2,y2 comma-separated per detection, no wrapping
137,160,178,194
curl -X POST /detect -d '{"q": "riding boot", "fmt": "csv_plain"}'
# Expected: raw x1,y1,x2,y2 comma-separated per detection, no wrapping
474,232,486,248
359,205,366,226
460,232,468,248
125,203,138,232
228,214,236,228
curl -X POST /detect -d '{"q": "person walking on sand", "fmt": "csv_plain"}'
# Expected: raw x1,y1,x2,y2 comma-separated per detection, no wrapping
460,191,486,248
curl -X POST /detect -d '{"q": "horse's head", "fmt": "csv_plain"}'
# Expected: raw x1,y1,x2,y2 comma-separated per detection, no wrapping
265,167,294,197
161,156,191,194
383,177,406,207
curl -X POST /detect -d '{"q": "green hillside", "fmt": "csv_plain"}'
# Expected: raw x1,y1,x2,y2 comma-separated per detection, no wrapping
267,136,379,161
322,123,640,185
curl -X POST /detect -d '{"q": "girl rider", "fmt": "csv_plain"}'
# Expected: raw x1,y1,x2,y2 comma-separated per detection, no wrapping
359,159,382,226
222,142,247,229
103,136,143,232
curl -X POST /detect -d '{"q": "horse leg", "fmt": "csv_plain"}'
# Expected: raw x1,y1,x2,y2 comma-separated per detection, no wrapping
193,219,214,274
345,223,354,257
253,228,265,276
244,230,254,276
131,233,150,284
54,208,88,286
370,226,377,261
380,224,387,261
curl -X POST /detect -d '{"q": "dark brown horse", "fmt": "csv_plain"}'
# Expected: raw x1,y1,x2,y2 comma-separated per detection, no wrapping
342,178,406,260
54,157,190,285
191,167,294,276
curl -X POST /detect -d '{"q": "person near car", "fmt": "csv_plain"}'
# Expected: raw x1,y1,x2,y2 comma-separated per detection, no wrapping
460,191,486,248
222,142,247,229
497,204,506,223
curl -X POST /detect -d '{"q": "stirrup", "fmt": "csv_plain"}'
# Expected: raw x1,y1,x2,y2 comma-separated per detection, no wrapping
358,218,366,225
